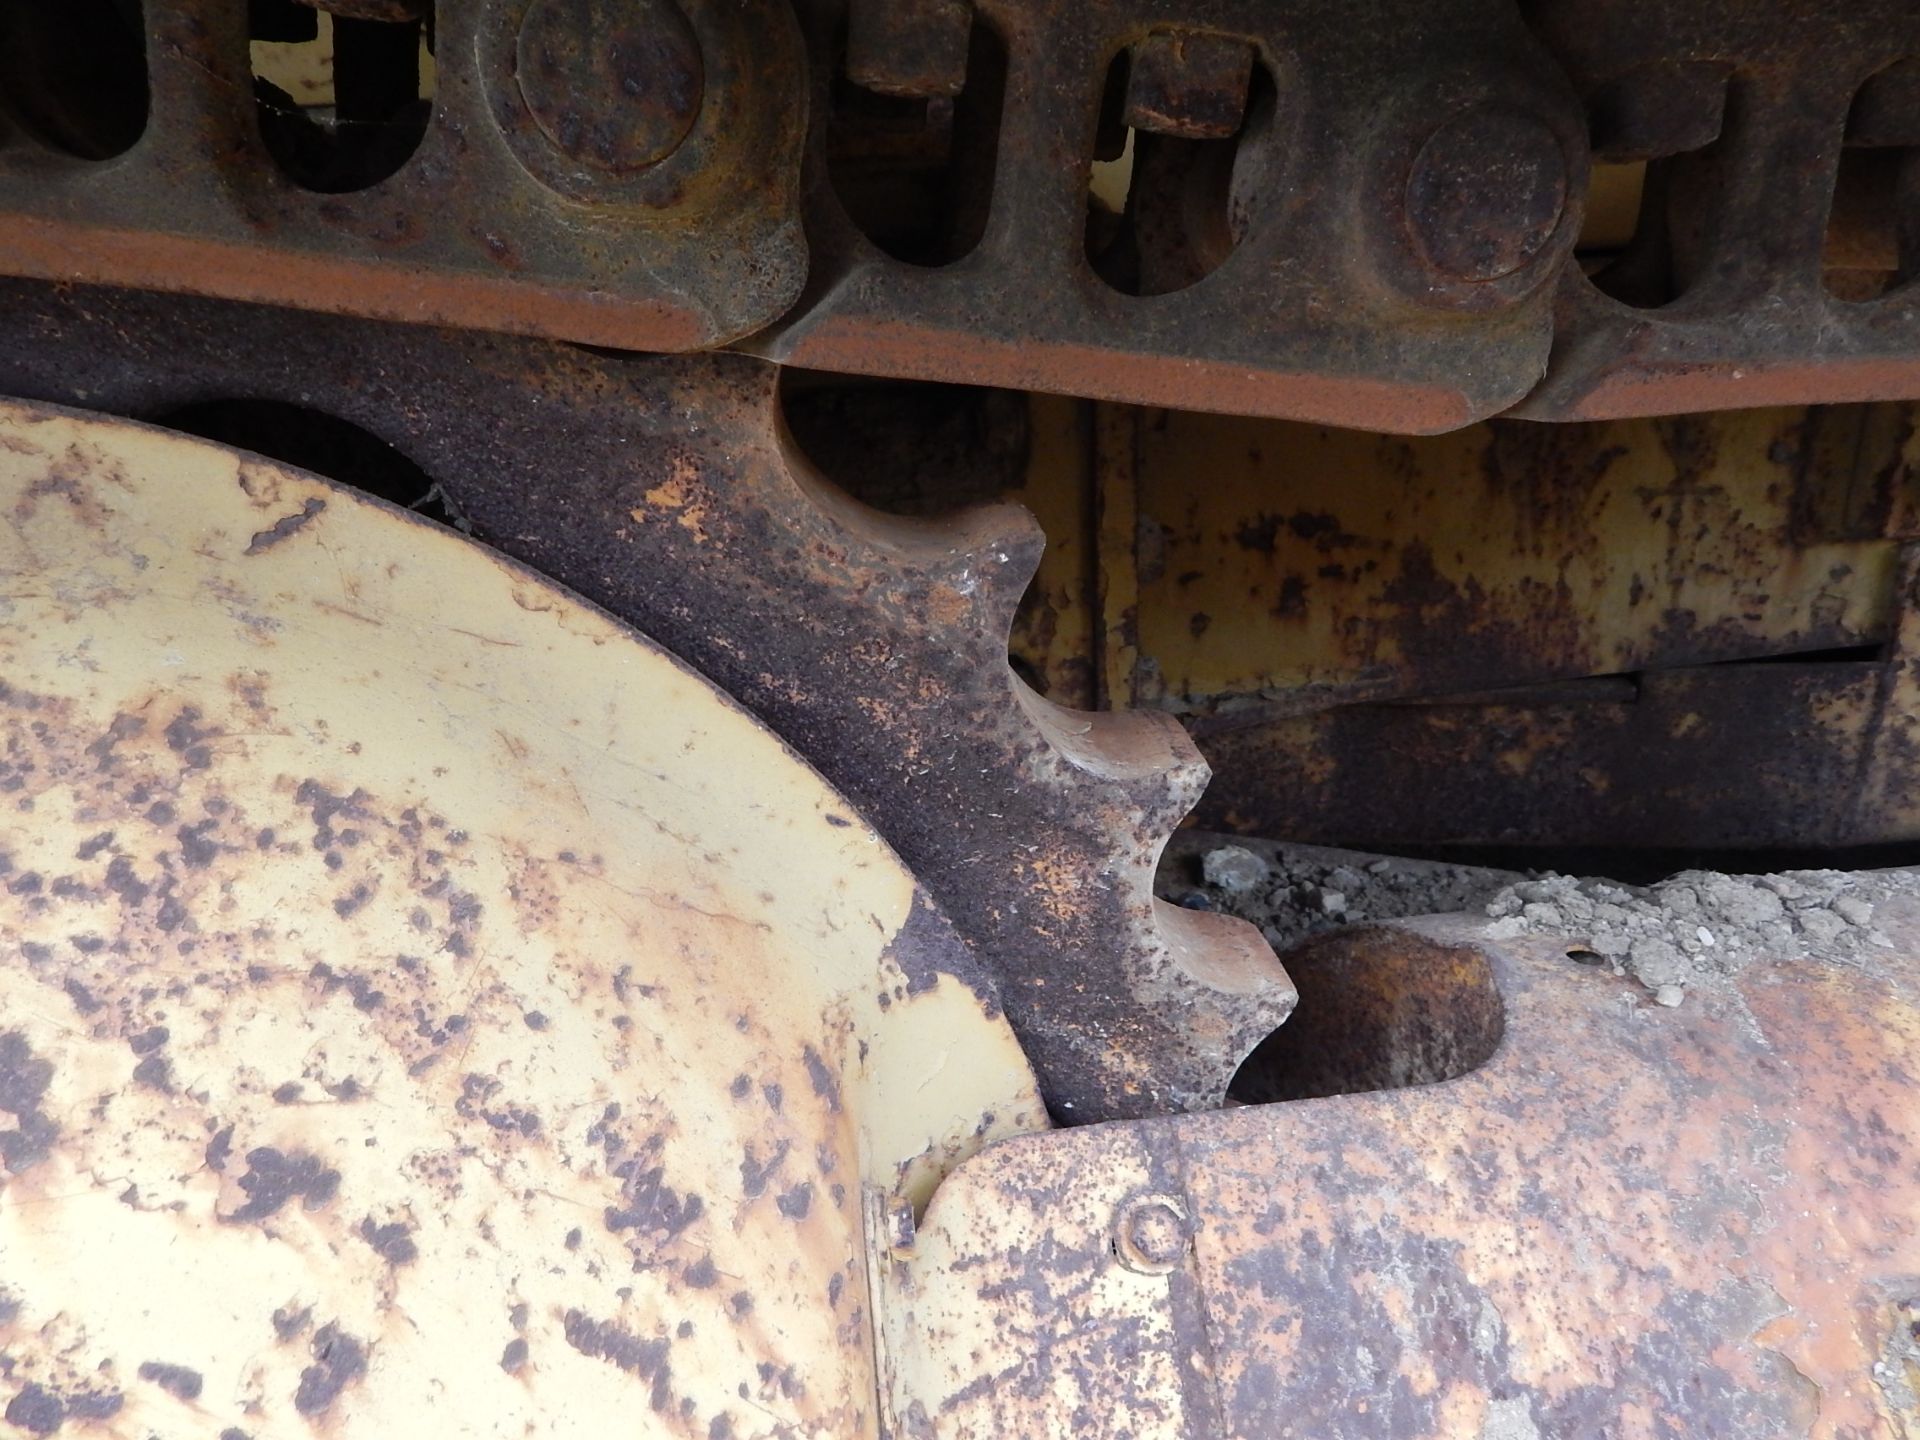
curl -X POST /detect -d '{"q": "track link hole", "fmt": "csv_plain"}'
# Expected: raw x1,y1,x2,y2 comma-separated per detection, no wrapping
826,17,1007,267
1085,42,1273,298
1228,927,1504,1104
0,0,149,161
251,1,436,193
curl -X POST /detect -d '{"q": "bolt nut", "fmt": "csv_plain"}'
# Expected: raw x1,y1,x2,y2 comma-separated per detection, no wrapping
1113,1192,1191,1275
1405,110,1568,283
515,0,705,174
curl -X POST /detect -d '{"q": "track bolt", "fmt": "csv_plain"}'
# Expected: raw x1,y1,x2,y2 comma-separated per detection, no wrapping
1404,110,1568,283
1113,1193,1191,1274
515,0,704,173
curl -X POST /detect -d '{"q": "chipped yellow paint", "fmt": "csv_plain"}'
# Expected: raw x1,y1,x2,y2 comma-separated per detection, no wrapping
878,922,1920,1438
1005,403,1917,718
0,401,1045,1438
1125,404,1911,713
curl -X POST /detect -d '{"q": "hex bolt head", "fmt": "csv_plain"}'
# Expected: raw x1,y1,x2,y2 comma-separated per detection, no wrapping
515,0,705,174
1114,1193,1192,1274
1404,110,1568,283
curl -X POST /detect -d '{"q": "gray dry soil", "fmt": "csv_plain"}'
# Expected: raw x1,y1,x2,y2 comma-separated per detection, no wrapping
1160,831,1920,1005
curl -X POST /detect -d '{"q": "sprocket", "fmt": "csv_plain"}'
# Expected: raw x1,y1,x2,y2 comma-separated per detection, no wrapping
0,277,1295,1123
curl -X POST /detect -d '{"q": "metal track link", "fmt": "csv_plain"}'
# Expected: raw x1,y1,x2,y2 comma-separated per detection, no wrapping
5,1,1920,427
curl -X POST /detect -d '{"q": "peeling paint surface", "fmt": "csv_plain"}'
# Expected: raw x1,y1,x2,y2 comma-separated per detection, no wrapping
0,401,1045,1437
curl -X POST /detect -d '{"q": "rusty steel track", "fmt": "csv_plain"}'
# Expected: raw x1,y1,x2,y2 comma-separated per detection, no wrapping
3,1,1920,427
0,0,809,351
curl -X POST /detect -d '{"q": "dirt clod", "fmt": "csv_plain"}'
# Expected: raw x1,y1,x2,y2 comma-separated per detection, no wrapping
1163,834,1519,952
1481,867,1918,997
1165,833,1920,1002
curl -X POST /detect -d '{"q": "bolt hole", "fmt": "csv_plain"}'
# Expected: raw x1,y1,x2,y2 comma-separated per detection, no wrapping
251,2,436,193
826,18,1007,267
0,0,148,160
1822,60,1920,303
1564,946,1604,966
1087,53,1274,297
1229,927,1504,1103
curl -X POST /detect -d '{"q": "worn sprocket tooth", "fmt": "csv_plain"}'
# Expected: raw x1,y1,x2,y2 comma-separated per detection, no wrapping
791,467,1296,1118
0,279,1297,1122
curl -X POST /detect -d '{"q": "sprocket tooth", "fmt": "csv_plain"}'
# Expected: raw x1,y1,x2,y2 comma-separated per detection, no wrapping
1016,688,1210,831
781,411,1048,645
1152,898,1299,1040
938,501,1052,637
1155,900,1295,994
819,499,1049,651
898,501,1050,652
1010,678,1294,1093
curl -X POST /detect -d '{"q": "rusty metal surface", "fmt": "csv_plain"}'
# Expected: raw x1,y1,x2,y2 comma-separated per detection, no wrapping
1181,522,1920,855
0,0,807,351
1108,402,1917,718
846,0,974,98
7,6,1920,427
0,277,1292,1124
795,382,1920,851
1195,662,1907,850
1103,405,1920,851
837,391,1920,853
750,0,1587,431
882,916,1920,1436
1518,0,1920,421
13,391,1913,1440
0,398,1047,1436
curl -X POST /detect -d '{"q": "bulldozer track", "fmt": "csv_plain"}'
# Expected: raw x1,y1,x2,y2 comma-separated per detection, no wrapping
2,1,1919,428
